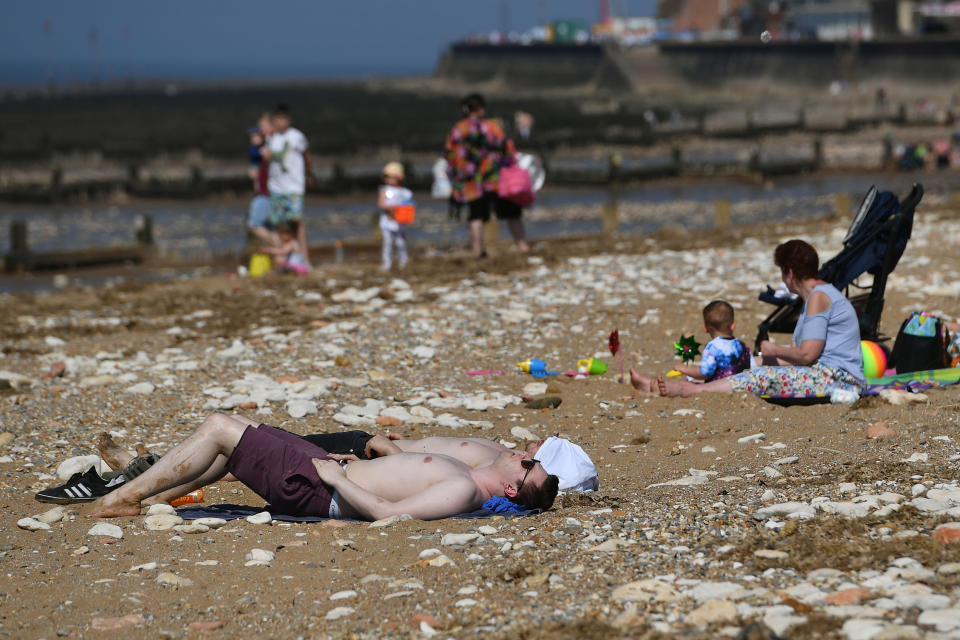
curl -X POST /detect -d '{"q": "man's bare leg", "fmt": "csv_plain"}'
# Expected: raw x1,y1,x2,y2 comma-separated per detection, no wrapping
87,414,250,518
657,376,733,398
143,461,231,506
140,413,258,504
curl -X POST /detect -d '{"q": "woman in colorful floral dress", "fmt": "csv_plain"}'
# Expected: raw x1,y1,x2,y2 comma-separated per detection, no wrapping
444,93,529,258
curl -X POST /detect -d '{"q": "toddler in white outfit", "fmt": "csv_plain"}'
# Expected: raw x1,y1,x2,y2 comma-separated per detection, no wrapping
378,162,412,272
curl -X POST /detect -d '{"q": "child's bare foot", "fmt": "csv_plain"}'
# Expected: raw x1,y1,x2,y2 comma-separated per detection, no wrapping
629,367,656,394
96,432,133,471
656,375,697,398
83,496,142,518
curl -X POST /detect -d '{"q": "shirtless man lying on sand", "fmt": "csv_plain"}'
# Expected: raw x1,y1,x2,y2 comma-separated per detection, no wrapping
85,413,559,521
39,421,597,505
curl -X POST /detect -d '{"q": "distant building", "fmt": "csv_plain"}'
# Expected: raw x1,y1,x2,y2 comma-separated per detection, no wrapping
915,0,960,33
658,0,747,34
786,0,873,40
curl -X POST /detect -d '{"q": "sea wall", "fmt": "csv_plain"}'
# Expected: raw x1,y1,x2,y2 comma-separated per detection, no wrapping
436,43,631,91
654,37,960,87
439,39,960,91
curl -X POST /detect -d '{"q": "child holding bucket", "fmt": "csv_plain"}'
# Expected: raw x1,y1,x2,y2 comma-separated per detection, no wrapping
378,162,414,272
630,300,751,395
261,220,309,275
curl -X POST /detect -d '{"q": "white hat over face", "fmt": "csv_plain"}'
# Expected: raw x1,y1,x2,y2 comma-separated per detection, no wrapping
536,437,598,492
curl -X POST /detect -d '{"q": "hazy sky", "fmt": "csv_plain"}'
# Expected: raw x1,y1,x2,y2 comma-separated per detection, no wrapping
1,0,656,86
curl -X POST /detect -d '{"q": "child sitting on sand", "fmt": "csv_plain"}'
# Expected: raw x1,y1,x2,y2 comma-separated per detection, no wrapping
631,299,751,394
378,161,413,272
261,220,309,274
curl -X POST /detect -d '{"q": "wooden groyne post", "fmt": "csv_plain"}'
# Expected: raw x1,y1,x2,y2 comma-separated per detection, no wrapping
835,192,851,218
603,152,622,236
715,199,731,229
136,214,154,246
9,221,28,272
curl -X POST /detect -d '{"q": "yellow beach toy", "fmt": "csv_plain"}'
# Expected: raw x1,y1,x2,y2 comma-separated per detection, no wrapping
249,253,272,277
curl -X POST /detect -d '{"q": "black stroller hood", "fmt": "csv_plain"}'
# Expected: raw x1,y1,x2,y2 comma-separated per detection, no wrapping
819,185,916,290
756,183,923,346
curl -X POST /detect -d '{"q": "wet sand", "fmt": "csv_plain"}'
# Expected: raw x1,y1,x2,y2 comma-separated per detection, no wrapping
2,202,960,639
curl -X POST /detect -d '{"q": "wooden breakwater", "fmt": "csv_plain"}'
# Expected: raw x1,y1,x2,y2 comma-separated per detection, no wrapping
0,123,941,204
5,216,154,272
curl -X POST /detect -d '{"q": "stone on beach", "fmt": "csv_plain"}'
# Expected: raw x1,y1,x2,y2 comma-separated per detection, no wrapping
146,503,177,515
286,399,318,418
932,522,960,545
87,523,123,539
143,514,183,530
441,533,482,546
245,511,272,525
685,599,737,626
866,421,897,438
56,455,105,480
91,614,147,630
33,507,65,524
156,572,193,587
245,548,275,566
17,517,51,531
612,579,683,603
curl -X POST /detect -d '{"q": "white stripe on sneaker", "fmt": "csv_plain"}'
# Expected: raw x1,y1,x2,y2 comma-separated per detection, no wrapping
77,483,91,497
65,487,76,498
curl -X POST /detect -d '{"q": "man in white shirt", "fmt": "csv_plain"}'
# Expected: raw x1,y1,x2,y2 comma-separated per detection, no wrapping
261,104,314,265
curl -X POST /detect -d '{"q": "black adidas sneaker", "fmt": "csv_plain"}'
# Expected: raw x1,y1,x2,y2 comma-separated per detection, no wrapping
34,468,125,504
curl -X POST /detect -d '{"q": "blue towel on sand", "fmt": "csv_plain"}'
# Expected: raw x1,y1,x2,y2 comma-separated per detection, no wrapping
481,495,534,514
178,499,535,522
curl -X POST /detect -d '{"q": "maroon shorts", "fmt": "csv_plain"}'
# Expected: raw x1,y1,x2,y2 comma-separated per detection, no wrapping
226,424,334,516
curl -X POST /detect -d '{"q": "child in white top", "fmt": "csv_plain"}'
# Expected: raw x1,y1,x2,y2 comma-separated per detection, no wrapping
378,162,412,271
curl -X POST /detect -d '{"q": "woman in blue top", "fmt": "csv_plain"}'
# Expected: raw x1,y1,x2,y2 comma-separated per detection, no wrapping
658,239,865,398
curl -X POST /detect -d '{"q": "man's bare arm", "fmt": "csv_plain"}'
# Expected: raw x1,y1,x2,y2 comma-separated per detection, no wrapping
364,434,403,458
312,459,480,521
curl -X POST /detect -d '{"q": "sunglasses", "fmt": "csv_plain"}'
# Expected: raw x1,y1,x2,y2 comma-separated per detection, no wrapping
517,458,540,493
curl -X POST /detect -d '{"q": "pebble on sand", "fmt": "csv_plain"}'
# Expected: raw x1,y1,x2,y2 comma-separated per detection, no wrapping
56,455,104,481
932,522,960,545
325,606,355,621
188,621,225,631
245,511,272,525
17,517,51,532
90,614,147,630
156,572,193,587
143,514,183,530
87,523,123,539
146,503,176,516
125,382,155,394
612,579,684,604
245,548,275,566
866,421,897,438
685,599,737,626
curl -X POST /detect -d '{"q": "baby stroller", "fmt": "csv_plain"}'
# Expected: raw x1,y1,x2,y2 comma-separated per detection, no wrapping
755,183,923,350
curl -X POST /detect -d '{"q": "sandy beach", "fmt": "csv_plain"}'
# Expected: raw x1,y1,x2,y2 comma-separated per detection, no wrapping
2,200,960,639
